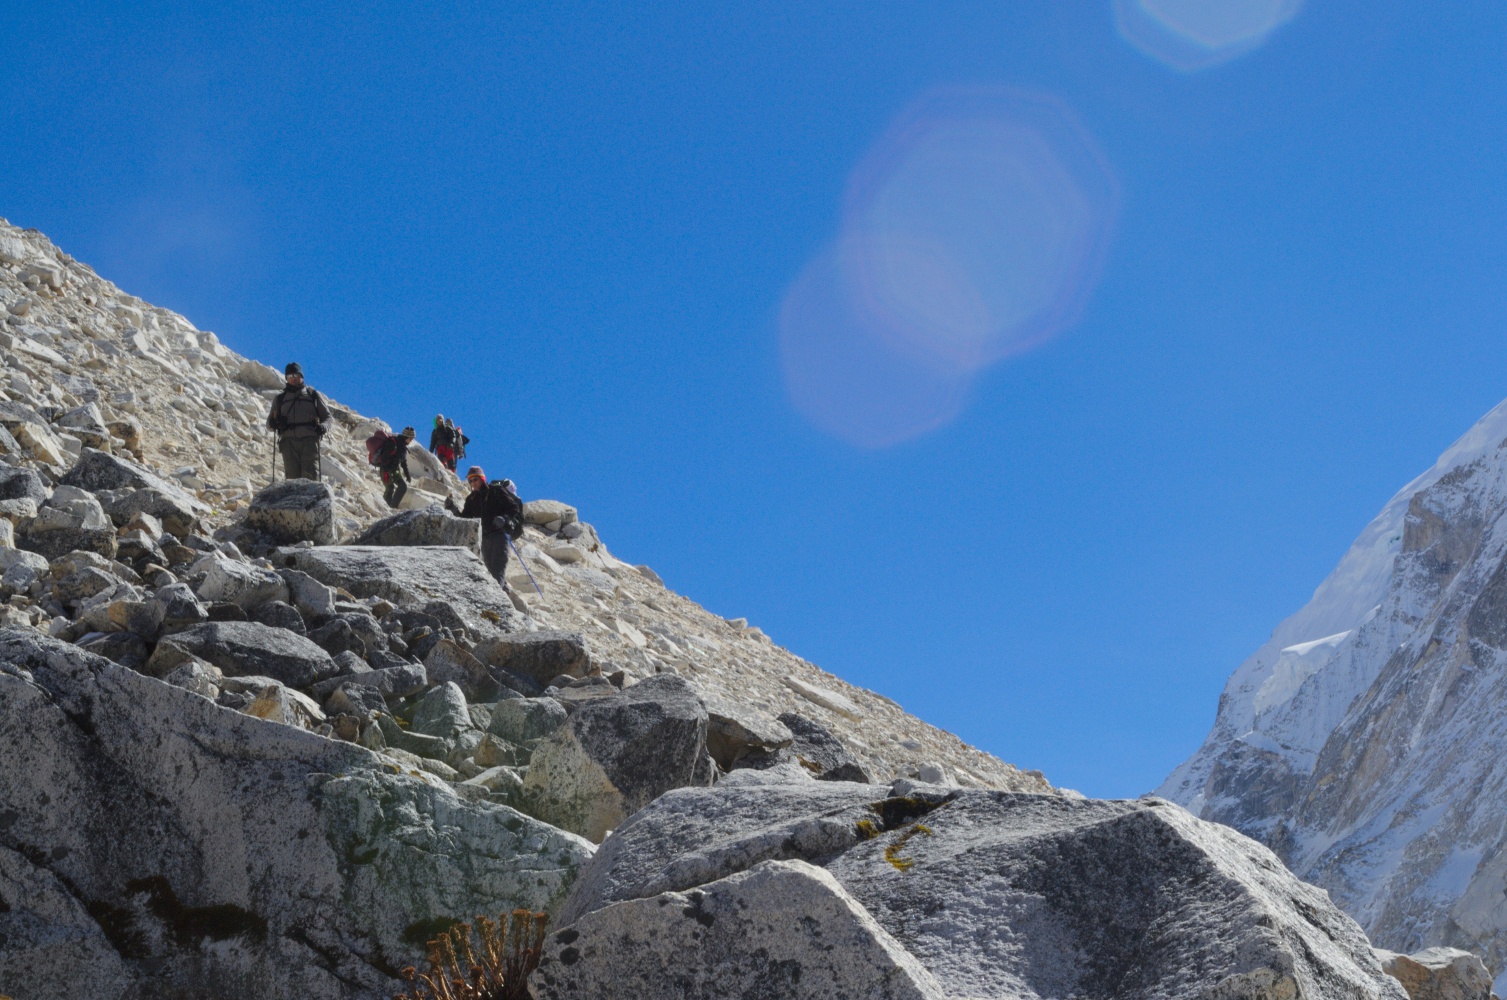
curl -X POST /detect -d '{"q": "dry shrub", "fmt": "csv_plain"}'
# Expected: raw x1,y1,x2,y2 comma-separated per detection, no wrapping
396,909,548,1000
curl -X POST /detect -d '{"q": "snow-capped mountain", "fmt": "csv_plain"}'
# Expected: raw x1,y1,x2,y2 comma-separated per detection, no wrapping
1162,397,1507,987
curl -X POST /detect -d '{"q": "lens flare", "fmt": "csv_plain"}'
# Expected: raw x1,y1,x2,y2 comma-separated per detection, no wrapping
779,88,1117,447
779,248,974,449
1114,0,1304,72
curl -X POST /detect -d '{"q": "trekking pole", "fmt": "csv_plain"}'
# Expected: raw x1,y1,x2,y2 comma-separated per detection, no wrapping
270,433,277,488
508,538,544,596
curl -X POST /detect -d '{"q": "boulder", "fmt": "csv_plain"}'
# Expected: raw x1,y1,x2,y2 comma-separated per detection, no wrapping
243,680,327,730
534,859,944,1000
98,485,201,536
410,681,471,740
276,567,336,619
524,499,577,526
488,696,568,744
311,662,427,701
17,487,117,561
154,581,209,632
0,464,47,504
352,504,479,552
703,695,794,771
772,712,871,783
251,599,307,634
276,545,519,635
196,553,289,611
556,780,1409,1000
522,675,711,842
147,620,339,688
423,637,490,694
472,629,589,687
1378,948,1494,1000
236,358,286,390
15,420,69,465
60,449,205,518
0,630,592,998
77,630,151,670
245,480,335,546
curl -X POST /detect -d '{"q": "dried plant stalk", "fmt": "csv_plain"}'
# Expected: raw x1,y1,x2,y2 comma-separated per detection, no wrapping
395,909,549,1000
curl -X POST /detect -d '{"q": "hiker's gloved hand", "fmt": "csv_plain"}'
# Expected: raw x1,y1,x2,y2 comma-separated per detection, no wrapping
444,497,459,515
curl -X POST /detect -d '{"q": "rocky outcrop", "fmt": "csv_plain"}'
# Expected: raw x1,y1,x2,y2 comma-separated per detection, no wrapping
551,772,1408,1000
472,629,589,687
0,631,593,999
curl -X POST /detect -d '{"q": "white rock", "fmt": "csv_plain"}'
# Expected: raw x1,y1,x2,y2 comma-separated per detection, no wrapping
14,421,67,465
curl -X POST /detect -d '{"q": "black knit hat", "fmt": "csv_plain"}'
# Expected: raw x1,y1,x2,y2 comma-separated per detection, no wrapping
285,362,303,377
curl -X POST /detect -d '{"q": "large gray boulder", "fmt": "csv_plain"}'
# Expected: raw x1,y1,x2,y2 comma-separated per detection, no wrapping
277,545,519,635
553,779,1408,1000
534,860,945,1000
148,620,340,688
0,631,593,999
352,504,479,552
522,674,712,842
472,629,589,687
246,480,335,546
488,696,568,744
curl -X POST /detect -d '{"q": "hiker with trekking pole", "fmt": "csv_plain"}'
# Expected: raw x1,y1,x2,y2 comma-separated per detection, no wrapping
446,467,526,587
266,362,331,481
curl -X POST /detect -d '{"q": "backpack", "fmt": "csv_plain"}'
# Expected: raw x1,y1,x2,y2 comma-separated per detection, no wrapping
487,480,523,538
365,431,390,466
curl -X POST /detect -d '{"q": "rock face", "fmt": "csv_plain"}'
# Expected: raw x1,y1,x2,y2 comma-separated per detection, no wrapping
523,674,712,842
277,545,519,635
1161,396,1507,987
246,479,336,545
549,773,1408,1000
472,629,589,687
352,503,479,551
0,631,593,999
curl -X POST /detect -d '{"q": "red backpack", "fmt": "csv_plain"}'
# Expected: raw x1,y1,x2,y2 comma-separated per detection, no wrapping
365,430,390,466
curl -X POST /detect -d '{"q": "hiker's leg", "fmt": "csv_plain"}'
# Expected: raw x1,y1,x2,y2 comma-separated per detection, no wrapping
481,532,509,583
279,439,300,479
390,476,407,508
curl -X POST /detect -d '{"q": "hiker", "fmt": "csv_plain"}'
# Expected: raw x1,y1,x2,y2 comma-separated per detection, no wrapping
370,426,416,508
265,362,330,481
430,414,456,472
446,467,524,584
454,423,470,464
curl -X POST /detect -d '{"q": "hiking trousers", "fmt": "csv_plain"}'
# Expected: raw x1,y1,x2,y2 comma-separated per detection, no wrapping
481,532,509,584
382,470,407,509
280,437,320,481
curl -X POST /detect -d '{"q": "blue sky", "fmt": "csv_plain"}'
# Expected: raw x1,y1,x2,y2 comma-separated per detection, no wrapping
5,2,1505,797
